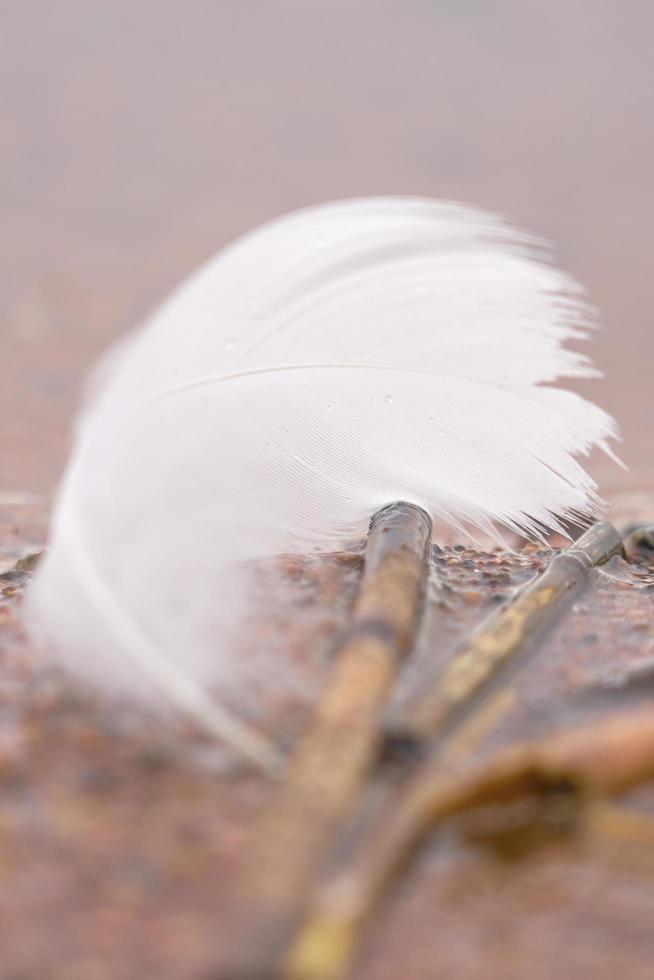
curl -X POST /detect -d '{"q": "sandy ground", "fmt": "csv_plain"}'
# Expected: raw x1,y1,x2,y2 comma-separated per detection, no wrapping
1,2,654,977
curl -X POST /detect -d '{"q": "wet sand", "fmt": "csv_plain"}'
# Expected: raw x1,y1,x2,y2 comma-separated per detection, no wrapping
1,3,654,978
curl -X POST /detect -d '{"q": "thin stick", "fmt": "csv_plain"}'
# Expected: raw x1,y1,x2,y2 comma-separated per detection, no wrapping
388,520,623,744
288,709,654,980
227,501,432,976
285,521,626,978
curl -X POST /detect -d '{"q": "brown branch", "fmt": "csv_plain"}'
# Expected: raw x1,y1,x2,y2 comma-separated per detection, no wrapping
227,521,630,977
284,521,629,979
288,709,654,980
225,502,432,977
388,520,623,745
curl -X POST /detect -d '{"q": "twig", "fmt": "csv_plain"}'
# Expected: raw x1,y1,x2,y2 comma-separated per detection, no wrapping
285,521,627,978
227,502,432,977
288,709,654,980
387,520,623,744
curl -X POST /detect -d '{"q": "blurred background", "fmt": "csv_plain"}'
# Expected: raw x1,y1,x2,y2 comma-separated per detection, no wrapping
1,0,652,500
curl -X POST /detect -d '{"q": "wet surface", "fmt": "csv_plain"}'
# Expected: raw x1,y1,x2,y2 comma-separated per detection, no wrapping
2,2,654,976
1,529,654,978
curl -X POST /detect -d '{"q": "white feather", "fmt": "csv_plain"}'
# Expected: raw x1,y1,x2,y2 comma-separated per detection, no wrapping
27,197,618,757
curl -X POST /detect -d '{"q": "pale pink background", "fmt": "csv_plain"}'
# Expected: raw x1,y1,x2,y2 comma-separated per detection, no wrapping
2,1,652,498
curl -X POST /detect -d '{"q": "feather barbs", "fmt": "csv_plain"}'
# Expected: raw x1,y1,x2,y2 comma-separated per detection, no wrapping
27,197,619,761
